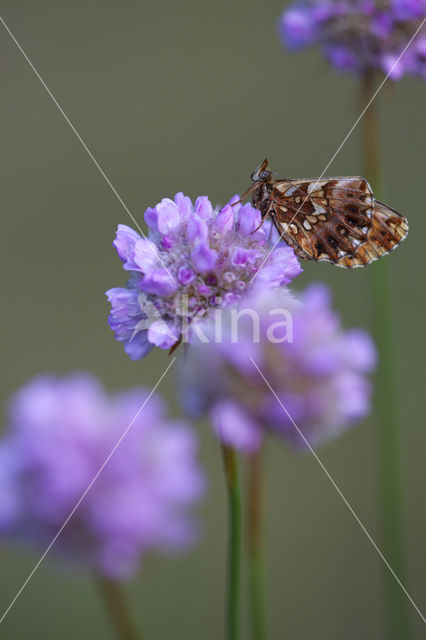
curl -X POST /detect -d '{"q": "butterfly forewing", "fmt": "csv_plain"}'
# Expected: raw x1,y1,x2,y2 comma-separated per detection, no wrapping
270,178,374,263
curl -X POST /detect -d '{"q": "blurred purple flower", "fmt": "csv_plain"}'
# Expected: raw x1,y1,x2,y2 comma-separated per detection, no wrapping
107,193,302,359
280,6,319,49
393,0,426,20
278,0,426,80
178,284,376,452
0,374,205,580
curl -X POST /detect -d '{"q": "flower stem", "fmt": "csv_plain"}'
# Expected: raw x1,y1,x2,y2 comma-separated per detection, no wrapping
248,446,267,640
97,575,141,640
360,70,411,640
221,444,242,640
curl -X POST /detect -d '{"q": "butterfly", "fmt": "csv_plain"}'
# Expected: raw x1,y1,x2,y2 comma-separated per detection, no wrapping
242,159,408,268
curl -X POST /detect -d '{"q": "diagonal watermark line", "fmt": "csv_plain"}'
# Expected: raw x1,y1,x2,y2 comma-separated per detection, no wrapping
250,356,426,625
0,15,176,285
250,17,426,283
0,357,176,626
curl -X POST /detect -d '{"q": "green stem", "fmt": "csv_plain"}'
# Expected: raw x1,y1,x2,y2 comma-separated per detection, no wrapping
248,446,267,640
97,575,141,640
361,71,411,640
221,444,242,640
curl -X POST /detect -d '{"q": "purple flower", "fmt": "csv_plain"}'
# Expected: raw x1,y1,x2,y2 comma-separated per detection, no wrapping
178,284,376,452
392,0,426,20
0,374,205,579
325,44,360,70
107,193,302,358
279,0,426,80
279,6,319,49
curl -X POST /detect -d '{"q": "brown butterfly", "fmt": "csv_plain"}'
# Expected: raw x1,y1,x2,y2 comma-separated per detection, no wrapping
242,159,408,268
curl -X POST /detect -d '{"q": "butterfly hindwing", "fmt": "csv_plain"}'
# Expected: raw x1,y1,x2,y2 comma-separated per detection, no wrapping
335,201,409,268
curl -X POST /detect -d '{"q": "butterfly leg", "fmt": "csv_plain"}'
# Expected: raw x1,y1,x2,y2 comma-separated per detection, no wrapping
230,183,258,206
252,217,267,233
168,337,182,355
267,218,274,243
251,201,274,233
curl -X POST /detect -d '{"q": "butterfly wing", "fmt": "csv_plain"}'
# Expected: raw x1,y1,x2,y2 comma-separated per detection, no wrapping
335,201,409,268
270,178,375,263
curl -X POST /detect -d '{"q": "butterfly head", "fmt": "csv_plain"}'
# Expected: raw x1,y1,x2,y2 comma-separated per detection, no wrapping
251,159,273,184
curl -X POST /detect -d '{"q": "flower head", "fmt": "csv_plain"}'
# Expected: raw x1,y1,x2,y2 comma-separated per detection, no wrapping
279,0,426,80
0,374,205,579
179,284,376,452
107,193,302,359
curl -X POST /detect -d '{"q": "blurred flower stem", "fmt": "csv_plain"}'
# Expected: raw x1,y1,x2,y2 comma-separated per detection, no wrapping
248,446,267,640
222,444,242,640
97,575,141,640
361,70,411,640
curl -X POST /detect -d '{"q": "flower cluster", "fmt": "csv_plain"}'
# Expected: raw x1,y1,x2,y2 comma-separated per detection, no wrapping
179,285,376,452
0,374,205,579
279,0,426,80
107,193,302,359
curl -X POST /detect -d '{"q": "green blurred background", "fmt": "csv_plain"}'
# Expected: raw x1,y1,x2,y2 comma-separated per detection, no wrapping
0,0,425,638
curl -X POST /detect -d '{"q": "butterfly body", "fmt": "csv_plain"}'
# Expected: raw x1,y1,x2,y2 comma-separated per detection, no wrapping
250,159,408,268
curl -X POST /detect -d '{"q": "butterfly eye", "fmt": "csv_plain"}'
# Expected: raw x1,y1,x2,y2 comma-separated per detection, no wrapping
259,171,270,179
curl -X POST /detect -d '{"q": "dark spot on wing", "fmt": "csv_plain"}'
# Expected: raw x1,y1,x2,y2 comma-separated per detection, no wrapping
345,204,358,214
327,235,339,251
